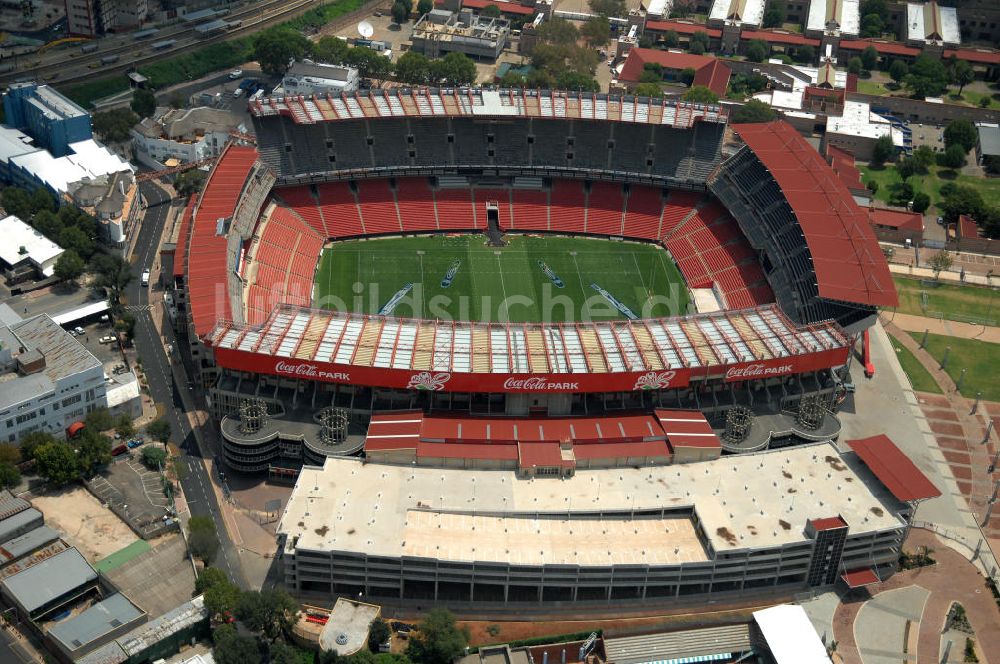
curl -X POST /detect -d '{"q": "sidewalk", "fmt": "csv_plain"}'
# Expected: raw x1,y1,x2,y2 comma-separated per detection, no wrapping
886,311,1000,343
889,262,997,288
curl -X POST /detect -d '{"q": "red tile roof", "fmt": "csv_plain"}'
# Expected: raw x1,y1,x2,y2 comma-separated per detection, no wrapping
186,145,258,338
173,197,195,279
518,442,572,468
958,214,979,240
459,0,536,16
847,434,941,502
733,121,898,308
618,48,731,96
740,29,820,47
419,442,519,461
839,39,920,57
364,411,424,450
841,567,880,588
810,516,848,531
653,409,721,450
644,20,722,38
869,208,923,232
572,441,672,460
944,48,1000,65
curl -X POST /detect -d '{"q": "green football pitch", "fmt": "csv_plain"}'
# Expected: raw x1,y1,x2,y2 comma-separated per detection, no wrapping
313,235,690,323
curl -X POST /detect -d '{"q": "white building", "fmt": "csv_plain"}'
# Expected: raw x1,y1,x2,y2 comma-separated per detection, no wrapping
825,100,905,161
906,1,960,47
278,62,361,97
805,0,860,38
709,0,765,27
0,215,64,284
131,107,246,169
0,311,106,444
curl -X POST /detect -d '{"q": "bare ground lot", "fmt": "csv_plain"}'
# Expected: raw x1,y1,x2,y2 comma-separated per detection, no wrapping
105,534,196,617
32,486,138,563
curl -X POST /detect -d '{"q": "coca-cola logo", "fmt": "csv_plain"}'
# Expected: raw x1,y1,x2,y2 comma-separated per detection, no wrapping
502,377,580,391
274,360,350,382
725,363,794,381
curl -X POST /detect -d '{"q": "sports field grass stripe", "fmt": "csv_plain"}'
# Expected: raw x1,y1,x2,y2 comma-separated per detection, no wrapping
94,539,151,574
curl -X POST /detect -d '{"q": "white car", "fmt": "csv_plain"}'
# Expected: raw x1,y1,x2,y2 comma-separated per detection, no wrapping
99,335,117,344
141,269,151,286
73,326,85,336
229,69,243,79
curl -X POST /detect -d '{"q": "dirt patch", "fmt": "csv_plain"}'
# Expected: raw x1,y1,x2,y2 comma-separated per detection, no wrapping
32,486,138,562
870,507,884,517
825,455,847,472
781,470,792,479
778,519,791,530
716,527,737,545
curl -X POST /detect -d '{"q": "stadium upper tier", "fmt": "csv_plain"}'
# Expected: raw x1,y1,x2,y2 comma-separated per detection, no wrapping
207,303,848,394
250,89,726,185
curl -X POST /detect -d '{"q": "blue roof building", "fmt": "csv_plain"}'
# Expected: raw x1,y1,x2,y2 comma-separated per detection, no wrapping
3,83,92,158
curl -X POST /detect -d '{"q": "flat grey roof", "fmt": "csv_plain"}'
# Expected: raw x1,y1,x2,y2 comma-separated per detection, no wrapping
978,124,1000,156
76,595,207,664
0,525,59,562
48,593,145,653
0,508,43,543
1,547,97,614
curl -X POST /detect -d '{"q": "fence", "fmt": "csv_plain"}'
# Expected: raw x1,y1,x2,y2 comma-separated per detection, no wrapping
911,520,1000,582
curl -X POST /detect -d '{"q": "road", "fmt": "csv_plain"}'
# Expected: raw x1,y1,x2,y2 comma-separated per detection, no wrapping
128,182,247,588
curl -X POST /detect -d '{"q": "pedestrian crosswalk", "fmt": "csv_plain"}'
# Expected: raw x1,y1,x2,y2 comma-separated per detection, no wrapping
124,304,154,312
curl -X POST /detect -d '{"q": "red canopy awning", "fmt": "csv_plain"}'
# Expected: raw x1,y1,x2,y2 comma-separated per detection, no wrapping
841,567,880,588
847,434,941,502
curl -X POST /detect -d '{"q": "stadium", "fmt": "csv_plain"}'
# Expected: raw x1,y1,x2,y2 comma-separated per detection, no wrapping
166,87,940,608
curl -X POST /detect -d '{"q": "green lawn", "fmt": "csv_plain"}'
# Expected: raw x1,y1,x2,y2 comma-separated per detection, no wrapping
888,333,942,394
893,277,1000,324
857,80,891,96
859,164,1000,209
94,539,151,574
908,332,1000,401
314,235,689,323
946,90,1000,110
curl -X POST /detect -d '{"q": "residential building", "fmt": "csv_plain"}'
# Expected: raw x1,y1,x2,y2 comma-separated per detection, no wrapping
0,215,64,284
410,9,510,60
64,0,98,36
279,62,360,97
0,313,106,443
2,83,92,158
131,106,245,169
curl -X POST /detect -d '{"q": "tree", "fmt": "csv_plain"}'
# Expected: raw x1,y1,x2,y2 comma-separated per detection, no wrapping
662,30,679,48
984,155,1000,176
416,0,433,14
76,430,111,477
536,17,578,45
254,28,312,77
928,250,954,279
939,184,984,224
889,59,908,85
888,181,915,207
195,567,230,594
147,418,172,446
85,407,114,432
943,119,977,152
345,48,393,81
730,99,777,123
581,16,610,49
174,169,206,198
951,58,974,94
236,588,298,641
142,446,168,469
871,134,896,166
18,431,56,461
431,52,477,86
394,51,432,84
905,55,949,98
937,143,968,169
867,179,879,194
794,44,815,64
268,642,304,664
34,442,80,485
368,618,391,652
554,70,600,92
689,30,710,52
912,192,931,213
762,0,787,28
90,253,133,304
480,3,501,17
588,0,625,18
92,108,139,143
213,627,261,664
406,609,469,664
54,250,85,282
188,515,220,564
30,187,54,215
679,67,696,86
1,187,33,221
682,86,719,103
204,578,242,618
0,444,19,467
897,156,916,180
391,1,409,25
0,463,20,490
634,82,663,97
115,414,136,440
860,13,883,38
728,72,768,97
911,145,935,173
689,40,706,55
861,46,879,72
848,57,863,76
745,39,769,63
59,225,95,261
314,36,352,64
130,88,156,119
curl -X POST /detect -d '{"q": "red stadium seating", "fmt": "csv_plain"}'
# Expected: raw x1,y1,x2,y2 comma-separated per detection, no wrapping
396,178,438,231
317,182,365,236
586,182,625,236
357,180,402,235
622,186,663,239
510,189,549,231
660,190,701,237
276,186,327,236
549,180,586,233
434,188,477,230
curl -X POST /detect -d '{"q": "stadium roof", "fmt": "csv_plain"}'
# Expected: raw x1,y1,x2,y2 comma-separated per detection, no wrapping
618,49,732,96
732,121,898,308
185,145,258,338
847,434,941,502
279,442,905,564
210,303,849,392
0,547,97,614
653,409,722,449
173,197,195,279
250,88,726,129
752,604,831,664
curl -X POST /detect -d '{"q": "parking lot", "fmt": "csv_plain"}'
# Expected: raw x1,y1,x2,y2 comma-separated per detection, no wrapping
89,452,172,529
910,122,946,152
